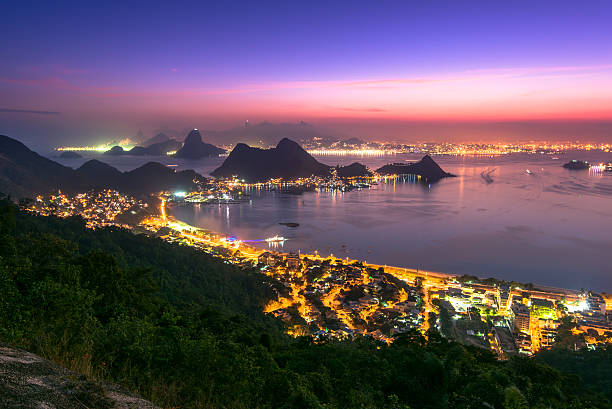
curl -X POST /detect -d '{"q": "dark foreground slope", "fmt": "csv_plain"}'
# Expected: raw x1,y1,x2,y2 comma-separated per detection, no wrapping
0,202,610,409
0,344,158,409
376,155,454,181
0,135,204,196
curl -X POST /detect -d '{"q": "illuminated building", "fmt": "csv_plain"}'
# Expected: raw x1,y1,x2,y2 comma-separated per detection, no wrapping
286,252,301,269
510,302,530,334
497,284,511,311
530,298,556,319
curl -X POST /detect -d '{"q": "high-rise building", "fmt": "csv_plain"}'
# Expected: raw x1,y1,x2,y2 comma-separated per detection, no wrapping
511,302,530,334
497,284,511,311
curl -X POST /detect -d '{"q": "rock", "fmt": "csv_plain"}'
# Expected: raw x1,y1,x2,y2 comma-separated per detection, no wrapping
0,343,159,409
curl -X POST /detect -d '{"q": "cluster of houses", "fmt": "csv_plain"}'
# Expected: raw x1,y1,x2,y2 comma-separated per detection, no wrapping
258,251,424,341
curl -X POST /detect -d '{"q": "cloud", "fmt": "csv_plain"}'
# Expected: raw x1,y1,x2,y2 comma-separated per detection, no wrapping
0,108,60,115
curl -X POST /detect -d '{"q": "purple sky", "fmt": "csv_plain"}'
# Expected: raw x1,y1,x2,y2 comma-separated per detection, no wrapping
1,0,612,148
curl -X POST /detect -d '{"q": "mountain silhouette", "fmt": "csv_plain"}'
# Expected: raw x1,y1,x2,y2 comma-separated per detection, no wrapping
211,138,331,181
336,162,372,178
174,129,225,159
0,135,204,197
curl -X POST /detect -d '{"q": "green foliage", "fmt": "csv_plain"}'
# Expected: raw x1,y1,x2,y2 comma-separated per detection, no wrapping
0,200,610,408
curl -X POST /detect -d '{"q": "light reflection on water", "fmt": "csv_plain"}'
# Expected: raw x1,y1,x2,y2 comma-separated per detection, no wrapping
57,151,612,291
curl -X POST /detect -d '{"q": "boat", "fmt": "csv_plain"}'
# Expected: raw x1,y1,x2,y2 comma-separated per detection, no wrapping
605,163,612,172
265,235,287,243
525,169,533,175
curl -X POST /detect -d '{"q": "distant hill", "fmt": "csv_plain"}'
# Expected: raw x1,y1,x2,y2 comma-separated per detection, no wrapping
336,162,372,178
141,132,170,147
0,134,204,197
58,151,82,159
142,138,181,155
75,159,123,185
103,138,181,157
204,121,344,146
103,145,126,156
211,138,332,181
376,155,454,181
174,129,225,159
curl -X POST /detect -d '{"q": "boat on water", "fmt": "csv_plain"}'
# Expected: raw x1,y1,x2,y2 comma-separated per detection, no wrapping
525,169,533,175
265,235,287,243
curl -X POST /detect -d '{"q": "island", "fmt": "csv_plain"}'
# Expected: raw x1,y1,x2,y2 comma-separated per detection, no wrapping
375,155,455,181
563,159,590,170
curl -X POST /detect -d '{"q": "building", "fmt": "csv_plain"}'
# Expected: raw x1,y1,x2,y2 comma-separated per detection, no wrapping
530,298,556,319
537,319,559,349
515,332,532,355
510,302,530,334
497,284,511,311
586,292,606,314
258,251,278,266
493,326,517,357
286,252,301,269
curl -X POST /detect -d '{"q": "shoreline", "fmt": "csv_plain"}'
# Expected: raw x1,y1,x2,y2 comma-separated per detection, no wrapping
160,202,586,299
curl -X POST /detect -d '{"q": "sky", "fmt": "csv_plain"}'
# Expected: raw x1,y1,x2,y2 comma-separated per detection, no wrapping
1,0,612,148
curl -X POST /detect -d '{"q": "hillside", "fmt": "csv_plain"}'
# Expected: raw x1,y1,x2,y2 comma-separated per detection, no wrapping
0,135,204,197
0,201,610,408
0,344,158,409
0,135,77,198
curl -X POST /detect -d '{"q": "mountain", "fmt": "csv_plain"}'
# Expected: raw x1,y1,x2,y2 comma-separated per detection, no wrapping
122,162,201,192
375,155,454,181
75,159,123,188
103,145,126,156
142,138,181,155
203,121,345,146
141,132,170,147
102,138,181,157
336,162,372,178
211,138,331,181
174,129,225,159
0,134,204,197
59,151,82,159
74,159,203,193
0,135,77,198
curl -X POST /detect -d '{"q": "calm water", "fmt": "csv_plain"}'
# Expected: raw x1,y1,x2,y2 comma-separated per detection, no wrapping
56,151,612,291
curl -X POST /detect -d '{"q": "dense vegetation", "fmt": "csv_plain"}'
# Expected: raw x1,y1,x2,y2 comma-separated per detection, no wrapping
0,198,611,408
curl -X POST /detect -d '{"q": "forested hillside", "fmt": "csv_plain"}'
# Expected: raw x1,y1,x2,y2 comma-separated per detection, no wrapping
0,198,610,409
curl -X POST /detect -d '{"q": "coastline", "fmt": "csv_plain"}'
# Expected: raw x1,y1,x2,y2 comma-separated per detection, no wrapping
157,201,585,300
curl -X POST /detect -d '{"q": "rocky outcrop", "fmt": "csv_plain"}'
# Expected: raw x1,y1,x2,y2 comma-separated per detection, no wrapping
0,343,159,409
174,129,225,159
